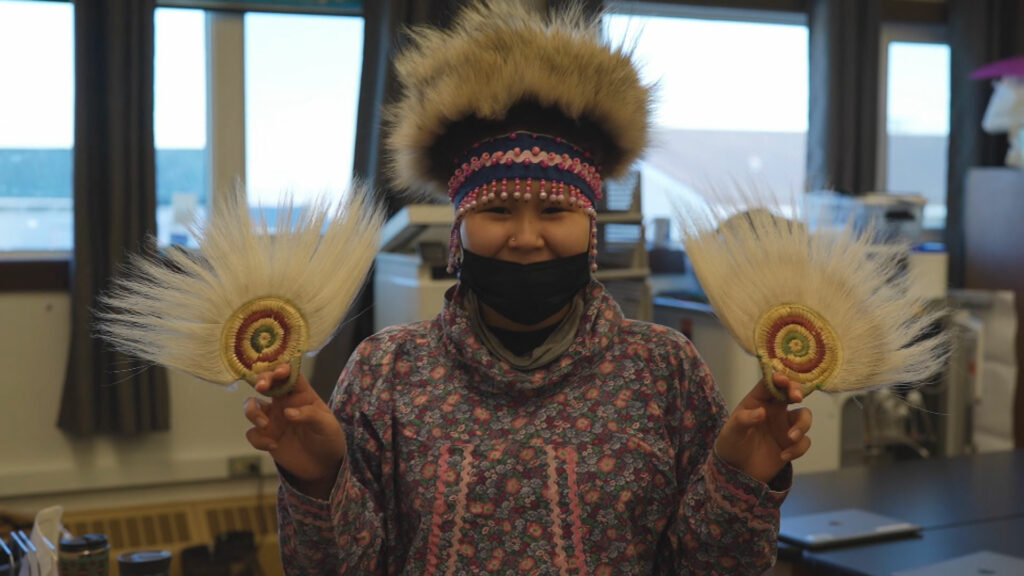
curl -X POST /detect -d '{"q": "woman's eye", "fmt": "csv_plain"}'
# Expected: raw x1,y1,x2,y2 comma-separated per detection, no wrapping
541,206,568,215
482,206,511,215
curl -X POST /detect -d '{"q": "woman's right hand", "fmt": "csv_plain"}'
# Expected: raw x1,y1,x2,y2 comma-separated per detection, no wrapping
243,364,346,499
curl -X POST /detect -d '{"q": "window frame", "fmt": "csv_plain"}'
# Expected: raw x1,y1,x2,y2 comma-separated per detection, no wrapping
874,21,950,195
0,0,74,276
605,0,807,26
158,0,361,14
603,0,810,228
0,0,364,291
612,0,806,14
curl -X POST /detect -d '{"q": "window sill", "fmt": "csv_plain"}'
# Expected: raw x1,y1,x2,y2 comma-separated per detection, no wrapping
0,255,70,292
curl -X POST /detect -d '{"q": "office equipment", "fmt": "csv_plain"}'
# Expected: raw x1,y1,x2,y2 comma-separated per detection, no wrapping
803,191,926,244
373,204,458,332
779,508,920,550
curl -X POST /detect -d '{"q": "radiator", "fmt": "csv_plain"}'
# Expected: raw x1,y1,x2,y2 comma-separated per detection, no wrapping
60,495,282,576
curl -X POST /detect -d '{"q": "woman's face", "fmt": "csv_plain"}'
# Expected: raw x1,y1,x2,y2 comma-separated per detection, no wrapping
459,183,591,264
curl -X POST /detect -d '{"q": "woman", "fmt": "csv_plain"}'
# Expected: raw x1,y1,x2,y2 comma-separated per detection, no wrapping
244,2,812,574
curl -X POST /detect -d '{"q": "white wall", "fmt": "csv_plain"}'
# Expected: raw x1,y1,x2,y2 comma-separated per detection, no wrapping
0,291,277,509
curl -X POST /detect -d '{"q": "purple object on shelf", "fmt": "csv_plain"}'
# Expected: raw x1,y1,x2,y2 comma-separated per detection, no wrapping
970,54,1024,79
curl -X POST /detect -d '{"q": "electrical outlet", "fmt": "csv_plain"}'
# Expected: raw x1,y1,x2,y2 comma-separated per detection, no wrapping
228,455,262,478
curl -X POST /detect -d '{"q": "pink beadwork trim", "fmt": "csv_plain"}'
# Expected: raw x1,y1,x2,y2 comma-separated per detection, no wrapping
447,148,603,204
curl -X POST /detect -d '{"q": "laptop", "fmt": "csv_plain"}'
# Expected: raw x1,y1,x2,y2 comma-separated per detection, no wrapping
779,508,922,550
892,551,1024,575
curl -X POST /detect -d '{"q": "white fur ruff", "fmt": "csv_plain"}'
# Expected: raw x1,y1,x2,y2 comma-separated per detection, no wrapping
675,190,950,394
386,0,652,197
95,183,384,386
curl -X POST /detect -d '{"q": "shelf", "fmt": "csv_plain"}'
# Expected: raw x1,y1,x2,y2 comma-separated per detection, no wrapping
598,210,644,223
594,267,650,281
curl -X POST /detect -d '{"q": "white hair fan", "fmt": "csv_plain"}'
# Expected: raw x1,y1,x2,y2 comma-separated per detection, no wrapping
675,192,950,399
96,183,384,396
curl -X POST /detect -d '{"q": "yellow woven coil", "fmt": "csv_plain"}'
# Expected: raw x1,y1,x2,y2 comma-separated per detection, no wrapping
220,297,308,396
754,303,841,398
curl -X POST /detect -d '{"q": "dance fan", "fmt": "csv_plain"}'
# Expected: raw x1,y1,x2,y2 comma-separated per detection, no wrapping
675,193,950,399
96,183,384,397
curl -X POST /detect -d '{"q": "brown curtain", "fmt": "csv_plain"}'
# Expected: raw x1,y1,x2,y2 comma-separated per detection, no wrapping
945,0,1024,447
59,0,169,436
310,0,463,399
807,0,882,194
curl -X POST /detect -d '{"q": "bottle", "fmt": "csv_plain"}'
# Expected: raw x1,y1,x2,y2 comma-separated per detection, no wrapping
116,550,173,576
58,533,110,576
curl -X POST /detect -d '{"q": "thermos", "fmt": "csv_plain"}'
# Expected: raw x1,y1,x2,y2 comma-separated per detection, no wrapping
58,533,110,576
116,550,173,576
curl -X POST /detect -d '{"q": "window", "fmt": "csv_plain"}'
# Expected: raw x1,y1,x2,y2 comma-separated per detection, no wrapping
153,9,364,244
244,12,364,219
0,0,74,253
878,26,950,230
603,6,809,242
155,7,208,247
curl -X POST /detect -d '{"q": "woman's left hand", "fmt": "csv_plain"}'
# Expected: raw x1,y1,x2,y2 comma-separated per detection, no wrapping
714,372,813,484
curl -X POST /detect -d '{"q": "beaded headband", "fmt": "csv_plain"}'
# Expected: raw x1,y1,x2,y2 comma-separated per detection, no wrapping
448,132,602,207
445,131,602,273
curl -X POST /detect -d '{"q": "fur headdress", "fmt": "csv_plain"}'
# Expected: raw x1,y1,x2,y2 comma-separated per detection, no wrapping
384,0,653,271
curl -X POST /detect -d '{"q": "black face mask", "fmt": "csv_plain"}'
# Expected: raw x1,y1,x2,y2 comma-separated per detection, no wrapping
459,250,591,326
